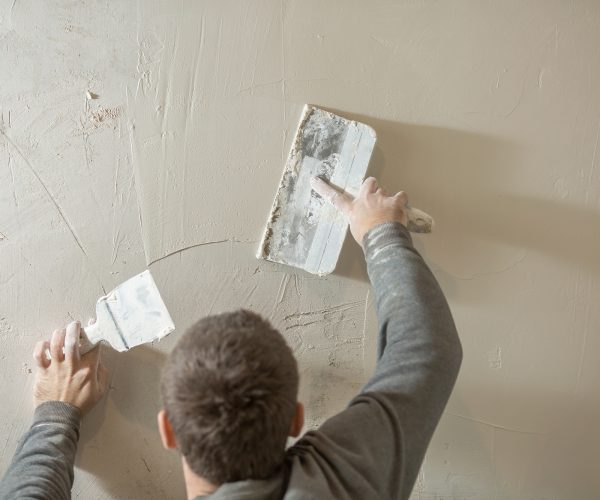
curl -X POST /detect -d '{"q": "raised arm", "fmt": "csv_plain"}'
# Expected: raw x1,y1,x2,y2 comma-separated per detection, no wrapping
293,177,462,499
0,322,108,500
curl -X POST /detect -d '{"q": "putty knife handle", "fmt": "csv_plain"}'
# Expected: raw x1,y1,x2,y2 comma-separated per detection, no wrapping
79,322,104,355
405,206,434,234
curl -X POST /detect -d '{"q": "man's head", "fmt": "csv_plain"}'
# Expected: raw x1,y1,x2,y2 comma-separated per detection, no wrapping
158,310,302,486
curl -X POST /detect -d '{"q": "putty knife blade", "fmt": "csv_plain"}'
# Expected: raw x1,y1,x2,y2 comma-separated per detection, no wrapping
80,270,175,354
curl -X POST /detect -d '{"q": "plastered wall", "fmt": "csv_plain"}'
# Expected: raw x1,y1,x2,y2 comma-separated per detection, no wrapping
1,1,599,498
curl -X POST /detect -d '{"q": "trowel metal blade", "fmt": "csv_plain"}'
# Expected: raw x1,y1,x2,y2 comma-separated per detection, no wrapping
257,105,376,275
94,270,175,352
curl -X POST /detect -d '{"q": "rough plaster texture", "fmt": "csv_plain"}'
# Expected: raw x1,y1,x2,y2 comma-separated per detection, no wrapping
1,1,599,498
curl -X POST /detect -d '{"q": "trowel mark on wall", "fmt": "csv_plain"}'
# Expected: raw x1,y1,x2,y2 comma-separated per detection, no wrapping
7,153,20,218
284,327,305,357
553,177,569,199
109,162,137,266
488,346,502,370
147,238,230,267
243,282,259,304
284,300,365,321
275,274,291,305
536,67,545,88
0,111,10,130
293,274,301,297
283,299,366,359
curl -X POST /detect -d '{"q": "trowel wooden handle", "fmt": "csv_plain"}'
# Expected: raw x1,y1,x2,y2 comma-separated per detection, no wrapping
405,206,434,233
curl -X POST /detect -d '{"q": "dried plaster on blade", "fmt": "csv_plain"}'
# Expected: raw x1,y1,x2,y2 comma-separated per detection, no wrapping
257,106,315,259
257,105,376,275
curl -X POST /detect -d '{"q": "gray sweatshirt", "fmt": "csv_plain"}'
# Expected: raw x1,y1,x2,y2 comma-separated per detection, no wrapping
0,222,462,500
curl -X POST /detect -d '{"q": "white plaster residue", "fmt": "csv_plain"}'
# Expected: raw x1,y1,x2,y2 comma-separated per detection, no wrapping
89,106,122,125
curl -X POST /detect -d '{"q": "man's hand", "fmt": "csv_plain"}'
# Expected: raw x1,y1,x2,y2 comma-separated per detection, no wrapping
33,321,108,415
310,176,409,247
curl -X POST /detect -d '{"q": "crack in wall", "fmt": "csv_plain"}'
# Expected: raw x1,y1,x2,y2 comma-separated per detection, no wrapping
0,127,106,294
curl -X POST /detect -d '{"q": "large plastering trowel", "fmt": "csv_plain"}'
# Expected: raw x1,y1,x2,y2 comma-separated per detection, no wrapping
79,270,175,355
257,105,434,275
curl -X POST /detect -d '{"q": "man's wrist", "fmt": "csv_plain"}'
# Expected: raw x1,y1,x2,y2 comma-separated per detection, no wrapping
362,221,413,257
33,401,82,438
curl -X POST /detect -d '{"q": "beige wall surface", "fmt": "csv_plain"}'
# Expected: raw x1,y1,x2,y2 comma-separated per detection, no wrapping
1,0,599,498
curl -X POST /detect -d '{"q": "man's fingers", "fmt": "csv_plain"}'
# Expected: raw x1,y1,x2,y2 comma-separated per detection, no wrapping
394,190,408,206
64,321,81,366
50,328,66,361
310,177,353,216
359,177,378,197
33,340,51,369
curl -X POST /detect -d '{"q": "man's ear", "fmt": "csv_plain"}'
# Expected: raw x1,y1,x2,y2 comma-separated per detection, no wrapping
157,409,177,449
289,402,304,438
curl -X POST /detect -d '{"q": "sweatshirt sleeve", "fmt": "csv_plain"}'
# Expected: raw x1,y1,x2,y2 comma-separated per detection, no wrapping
0,401,81,500
291,222,462,500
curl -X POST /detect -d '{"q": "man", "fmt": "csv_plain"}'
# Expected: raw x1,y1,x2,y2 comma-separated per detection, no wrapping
0,176,462,499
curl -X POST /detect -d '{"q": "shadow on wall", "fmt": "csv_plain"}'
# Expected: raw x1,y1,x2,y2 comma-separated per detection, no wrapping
331,111,600,284
433,386,600,499
75,346,185,498
79,345,167,438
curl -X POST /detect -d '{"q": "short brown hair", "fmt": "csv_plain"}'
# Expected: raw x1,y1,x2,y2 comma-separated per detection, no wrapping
161,310,299,484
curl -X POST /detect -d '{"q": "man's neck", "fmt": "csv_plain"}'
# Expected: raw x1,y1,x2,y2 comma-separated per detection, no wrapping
182,457,218,499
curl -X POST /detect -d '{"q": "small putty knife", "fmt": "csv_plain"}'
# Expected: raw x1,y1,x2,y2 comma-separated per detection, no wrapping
257,104,434,276
79,270,175,355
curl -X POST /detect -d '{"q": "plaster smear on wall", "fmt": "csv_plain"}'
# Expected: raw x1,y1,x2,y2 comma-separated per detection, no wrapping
0,0,180,497
128,1,600,498
2,0,600,499
129,0,288,264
